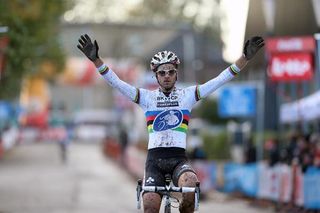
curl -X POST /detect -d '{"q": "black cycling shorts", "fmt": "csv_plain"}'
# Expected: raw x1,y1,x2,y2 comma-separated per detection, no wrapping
143,147,196,188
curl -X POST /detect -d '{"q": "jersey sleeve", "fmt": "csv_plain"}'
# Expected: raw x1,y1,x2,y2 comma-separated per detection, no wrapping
101,69,139,103
197,66,236,99
135,88,151,110
183,85,200,108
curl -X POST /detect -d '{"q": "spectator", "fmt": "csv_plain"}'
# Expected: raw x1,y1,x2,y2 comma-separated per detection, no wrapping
285,132,300,165
298,134,313,173
119,125,129,166
265,138,280,167
309,132,320,168
314,142,320,168
245,137,256,163
58,122,73,163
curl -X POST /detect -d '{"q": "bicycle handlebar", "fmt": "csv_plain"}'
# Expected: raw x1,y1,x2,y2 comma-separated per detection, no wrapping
136,179,200,211
143,185,196,193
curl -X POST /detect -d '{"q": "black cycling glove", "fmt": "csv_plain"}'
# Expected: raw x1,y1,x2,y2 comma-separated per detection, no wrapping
77,34,99,61
243,36,265,60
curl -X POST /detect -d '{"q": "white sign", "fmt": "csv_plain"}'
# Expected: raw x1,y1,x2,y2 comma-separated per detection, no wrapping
280,91,320,123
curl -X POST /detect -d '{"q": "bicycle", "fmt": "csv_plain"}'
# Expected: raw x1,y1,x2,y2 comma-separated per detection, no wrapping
136,174,200,213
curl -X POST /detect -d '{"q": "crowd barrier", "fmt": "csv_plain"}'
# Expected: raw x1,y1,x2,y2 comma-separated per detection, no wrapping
222,162,320,210
113,145,320,210
18,127,67,142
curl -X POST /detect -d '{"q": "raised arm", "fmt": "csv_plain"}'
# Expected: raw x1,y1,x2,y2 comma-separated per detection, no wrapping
77,34,139,103
197,36,264,99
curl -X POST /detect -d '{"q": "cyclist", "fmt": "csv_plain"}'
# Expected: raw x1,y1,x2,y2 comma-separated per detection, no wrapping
77,34,264,213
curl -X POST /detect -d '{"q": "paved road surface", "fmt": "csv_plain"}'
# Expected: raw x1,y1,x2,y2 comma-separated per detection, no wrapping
0,142,274,213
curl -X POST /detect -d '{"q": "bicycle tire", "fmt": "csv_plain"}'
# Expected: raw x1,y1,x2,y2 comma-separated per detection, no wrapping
164,204,171,213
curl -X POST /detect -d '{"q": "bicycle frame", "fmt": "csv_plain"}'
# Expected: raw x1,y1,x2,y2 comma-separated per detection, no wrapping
136,176,200,212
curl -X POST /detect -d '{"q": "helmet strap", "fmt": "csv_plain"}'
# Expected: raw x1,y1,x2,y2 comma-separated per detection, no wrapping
155,74,160,84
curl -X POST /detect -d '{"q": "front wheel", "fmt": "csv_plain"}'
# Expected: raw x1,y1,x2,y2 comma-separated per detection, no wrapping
164,203,171,213
164,195,171,213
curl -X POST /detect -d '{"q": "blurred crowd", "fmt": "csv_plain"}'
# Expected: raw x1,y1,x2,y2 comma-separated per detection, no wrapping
241,130,320,212
263,131,320,172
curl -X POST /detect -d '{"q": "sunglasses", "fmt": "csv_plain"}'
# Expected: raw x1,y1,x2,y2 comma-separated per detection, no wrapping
156,69,177,77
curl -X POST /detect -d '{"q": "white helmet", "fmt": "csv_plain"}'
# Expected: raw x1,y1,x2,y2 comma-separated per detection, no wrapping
150,50,180,72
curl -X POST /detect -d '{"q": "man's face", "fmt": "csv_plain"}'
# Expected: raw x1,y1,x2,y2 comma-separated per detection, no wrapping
156,63,177,92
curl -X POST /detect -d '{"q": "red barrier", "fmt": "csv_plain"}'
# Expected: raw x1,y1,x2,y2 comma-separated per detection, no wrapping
103,138,121,161
293,165,304,207
279,164,293,203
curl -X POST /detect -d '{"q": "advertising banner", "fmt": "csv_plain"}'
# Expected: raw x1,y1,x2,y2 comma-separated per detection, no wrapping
218,84,256,117
266,36,315,53
303,167,320,209
237,163,258,197
268,52,313,81
266,36,315,82
223,163,242,193
257,163,281,201
223,163,258,197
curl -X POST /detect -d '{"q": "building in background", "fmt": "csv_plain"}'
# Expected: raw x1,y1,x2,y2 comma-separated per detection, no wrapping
245,0,319,132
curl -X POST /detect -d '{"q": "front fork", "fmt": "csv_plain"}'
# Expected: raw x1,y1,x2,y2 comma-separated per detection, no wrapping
136,179,143,209
194,181,200,211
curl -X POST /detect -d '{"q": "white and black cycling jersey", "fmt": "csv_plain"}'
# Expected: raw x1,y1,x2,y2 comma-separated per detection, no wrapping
101,65,238,150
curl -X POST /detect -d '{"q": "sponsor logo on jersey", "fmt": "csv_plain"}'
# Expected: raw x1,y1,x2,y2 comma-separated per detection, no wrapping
153,110,183,132
146,110,190,133
146,177,155,184
157,96,178,101
156,95,179,107
157,101,179,107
